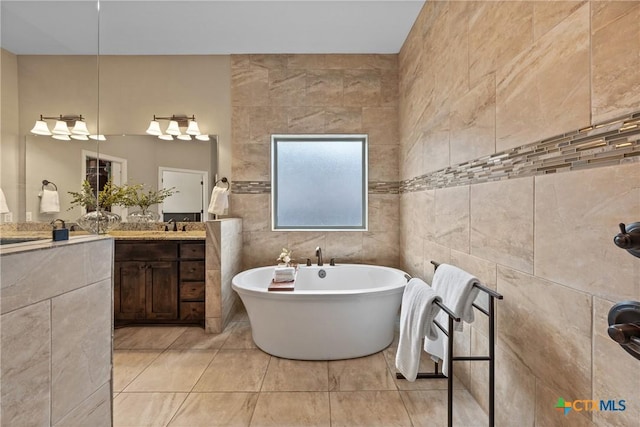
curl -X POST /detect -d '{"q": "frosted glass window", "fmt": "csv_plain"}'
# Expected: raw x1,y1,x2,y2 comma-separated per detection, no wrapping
272,135,368,230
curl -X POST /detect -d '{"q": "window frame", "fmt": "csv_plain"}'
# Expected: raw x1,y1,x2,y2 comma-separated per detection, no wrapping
271,134,368,231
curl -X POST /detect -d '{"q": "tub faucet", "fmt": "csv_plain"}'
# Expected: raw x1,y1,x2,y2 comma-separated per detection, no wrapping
315,246,323,266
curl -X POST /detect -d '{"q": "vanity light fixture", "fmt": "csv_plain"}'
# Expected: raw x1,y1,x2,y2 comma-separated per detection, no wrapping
30,115,103,141
145,114,209,141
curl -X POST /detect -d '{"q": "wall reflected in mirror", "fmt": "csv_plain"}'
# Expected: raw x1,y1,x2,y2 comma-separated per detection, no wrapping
1,1,231,227
1,0,100,224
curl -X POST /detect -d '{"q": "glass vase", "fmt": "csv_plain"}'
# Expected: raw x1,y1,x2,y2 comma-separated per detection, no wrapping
127,209,160,223
77,210,122,234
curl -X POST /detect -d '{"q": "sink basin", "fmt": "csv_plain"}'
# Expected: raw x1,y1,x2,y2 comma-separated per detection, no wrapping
107,230,205,238
108,231,168,236
0,237,48,245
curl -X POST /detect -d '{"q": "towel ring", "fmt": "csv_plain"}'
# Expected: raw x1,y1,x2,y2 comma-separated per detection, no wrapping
42,180,57,191
215,177,229,190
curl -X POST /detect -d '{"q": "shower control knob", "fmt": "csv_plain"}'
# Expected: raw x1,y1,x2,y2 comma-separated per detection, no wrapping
607,323,640,345
608,300,640,360
613,222,640,258
614,223,632,248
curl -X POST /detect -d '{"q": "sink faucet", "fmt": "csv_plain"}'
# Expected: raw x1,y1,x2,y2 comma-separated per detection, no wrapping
315,246,323,266
167,218,177,232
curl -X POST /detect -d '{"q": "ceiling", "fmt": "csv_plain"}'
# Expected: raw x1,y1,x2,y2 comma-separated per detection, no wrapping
1,0,425,55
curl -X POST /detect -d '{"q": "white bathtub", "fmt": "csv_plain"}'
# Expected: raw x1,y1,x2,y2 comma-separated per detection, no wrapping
232,264,407,360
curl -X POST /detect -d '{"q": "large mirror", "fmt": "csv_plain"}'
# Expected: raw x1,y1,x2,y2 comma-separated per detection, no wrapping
1,1,227,227
1,0,99,224
25,134,218,223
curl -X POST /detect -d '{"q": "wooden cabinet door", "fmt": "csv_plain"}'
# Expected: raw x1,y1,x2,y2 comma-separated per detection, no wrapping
145,261,179,320
114,261,146,321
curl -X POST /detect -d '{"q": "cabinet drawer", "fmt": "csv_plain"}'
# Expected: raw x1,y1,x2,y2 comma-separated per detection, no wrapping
180,261,205,281
115,242,177,261
180,282,205,301
180,302,205,320
180,243,205,259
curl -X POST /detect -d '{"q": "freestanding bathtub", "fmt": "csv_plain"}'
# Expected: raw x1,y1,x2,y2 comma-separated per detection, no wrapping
231,264,407,360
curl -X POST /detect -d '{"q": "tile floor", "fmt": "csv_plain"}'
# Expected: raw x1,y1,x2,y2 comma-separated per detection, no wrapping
113,310,488,426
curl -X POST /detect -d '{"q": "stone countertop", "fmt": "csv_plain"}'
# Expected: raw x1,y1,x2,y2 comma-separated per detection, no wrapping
0,230,206,246
0,235,112,256
108,230,205,240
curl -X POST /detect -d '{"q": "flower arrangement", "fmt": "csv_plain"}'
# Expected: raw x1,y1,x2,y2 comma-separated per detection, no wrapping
68,179,129,211
122,183,177,213
68,179,129,233
276,247,292,265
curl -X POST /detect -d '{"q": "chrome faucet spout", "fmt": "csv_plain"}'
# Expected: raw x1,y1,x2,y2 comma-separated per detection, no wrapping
315,246,323,266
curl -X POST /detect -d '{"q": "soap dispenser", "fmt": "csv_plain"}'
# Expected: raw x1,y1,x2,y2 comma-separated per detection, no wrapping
52,219,69,241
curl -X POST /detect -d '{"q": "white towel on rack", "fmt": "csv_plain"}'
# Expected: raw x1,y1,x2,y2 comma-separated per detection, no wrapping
395,278,442,382
0,188,10,213
208,186,228,215
39,189,60,213
424,263,480,377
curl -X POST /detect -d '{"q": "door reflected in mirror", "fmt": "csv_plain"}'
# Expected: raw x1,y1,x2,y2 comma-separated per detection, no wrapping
160,168,208,222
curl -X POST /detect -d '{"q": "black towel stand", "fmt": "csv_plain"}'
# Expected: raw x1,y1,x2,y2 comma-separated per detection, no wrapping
398,261,503,427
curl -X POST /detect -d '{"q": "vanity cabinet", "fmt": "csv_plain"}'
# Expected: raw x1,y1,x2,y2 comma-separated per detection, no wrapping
114,240,205,326
178,243,206,321
114,261,178,321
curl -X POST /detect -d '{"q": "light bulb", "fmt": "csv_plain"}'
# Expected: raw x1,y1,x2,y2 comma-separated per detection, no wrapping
52,120,71,135
146,120,162,136
165,120,181,136
186,120,201,135
71,120,90,135
31,120,52,135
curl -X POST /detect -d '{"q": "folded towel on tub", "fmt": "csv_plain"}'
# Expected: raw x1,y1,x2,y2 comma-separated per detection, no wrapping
395,278,442,382
424,263,480,377
273,266,296,283
269,266,297,292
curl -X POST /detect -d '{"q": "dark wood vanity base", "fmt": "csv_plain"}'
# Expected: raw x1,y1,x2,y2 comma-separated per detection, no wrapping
114,239,205,326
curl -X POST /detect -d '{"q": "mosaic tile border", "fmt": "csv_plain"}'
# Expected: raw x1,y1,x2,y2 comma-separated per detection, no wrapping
401,111,640,193
369,181,400,194
232,181,400,195
231,181,272,194
232,112,640,195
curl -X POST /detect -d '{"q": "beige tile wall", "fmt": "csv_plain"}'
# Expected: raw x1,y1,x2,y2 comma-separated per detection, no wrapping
205,218,243,333
0,237,114,426
399,1,640,425
231,54,400,268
